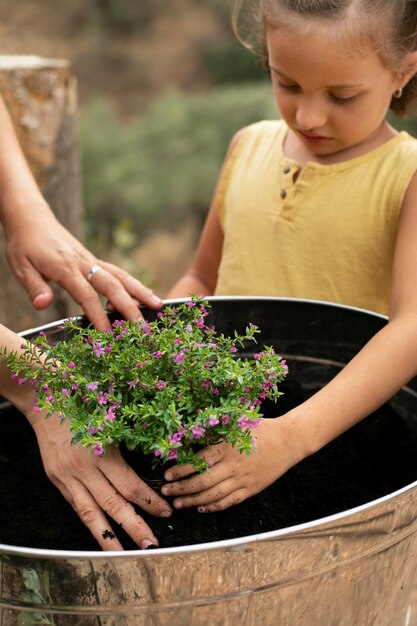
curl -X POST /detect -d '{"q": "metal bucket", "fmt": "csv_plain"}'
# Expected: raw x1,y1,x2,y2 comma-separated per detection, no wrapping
1,297,417,626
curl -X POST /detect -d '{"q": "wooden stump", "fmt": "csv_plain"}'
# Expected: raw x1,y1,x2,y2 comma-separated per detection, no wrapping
0,55,84,331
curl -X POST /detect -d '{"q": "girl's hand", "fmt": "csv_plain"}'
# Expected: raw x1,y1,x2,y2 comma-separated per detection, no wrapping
30,410,173,551
4,210,162,330
161,418,303,512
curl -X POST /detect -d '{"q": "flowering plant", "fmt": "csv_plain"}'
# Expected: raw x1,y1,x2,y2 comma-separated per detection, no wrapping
4,296,288,472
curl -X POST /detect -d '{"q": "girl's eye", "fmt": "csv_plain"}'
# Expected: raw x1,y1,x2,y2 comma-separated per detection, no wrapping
277,81,299,92
330,94,358,105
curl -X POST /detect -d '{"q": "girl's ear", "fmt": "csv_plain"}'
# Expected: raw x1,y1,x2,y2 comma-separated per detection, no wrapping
398,51,417,89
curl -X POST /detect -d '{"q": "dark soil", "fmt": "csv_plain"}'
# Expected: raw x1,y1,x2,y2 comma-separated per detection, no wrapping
1,374,417,551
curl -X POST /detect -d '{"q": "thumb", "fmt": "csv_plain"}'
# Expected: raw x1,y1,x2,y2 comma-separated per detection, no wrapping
21,267,54,310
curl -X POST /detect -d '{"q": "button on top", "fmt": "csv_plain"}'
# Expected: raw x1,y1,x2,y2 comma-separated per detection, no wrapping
280,189,287,199
283,165,291,174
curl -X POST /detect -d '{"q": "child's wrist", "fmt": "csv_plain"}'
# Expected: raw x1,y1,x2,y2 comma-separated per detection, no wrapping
277,408,321,467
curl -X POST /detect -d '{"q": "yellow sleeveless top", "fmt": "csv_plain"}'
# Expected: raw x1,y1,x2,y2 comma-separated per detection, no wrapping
215,120,417,315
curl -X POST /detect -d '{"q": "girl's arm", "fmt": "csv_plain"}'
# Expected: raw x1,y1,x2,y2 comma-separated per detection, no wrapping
0,325,172,549
167,129,244,299
161,170,417,513
0,96,162,330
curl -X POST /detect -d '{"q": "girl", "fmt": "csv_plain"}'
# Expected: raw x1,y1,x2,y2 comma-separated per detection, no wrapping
160,0,417,513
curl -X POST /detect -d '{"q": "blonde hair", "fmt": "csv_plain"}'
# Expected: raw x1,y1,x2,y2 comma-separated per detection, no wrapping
232,0,417,117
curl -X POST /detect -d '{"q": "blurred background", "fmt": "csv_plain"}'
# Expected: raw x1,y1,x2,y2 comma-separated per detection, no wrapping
0,0,415,298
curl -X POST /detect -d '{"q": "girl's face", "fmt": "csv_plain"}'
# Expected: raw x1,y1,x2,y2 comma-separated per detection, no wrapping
266,23,406,159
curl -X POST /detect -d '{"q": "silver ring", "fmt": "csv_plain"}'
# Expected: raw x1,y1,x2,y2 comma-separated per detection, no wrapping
87,264,102,283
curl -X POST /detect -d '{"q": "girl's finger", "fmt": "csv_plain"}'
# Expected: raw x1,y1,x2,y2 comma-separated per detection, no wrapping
196,488,250,513
170,477,239,510
164,443,226,482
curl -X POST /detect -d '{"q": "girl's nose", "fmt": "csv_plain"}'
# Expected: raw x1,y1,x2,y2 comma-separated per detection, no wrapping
295,99,327,131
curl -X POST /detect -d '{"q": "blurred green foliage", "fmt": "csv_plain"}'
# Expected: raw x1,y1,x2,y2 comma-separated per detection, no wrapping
387,112,417,137
200,38,266,84
80,82,277,249
57,0,159,36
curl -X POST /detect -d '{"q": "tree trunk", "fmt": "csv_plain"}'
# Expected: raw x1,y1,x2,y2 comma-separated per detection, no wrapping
0,55,83,331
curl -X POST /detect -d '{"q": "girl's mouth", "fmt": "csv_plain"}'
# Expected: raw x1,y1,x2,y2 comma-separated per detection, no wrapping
298,131,332,144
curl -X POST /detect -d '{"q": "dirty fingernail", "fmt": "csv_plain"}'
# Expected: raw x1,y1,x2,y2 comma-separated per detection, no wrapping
160,510,172,518
164,472,172,481
141,539,158,549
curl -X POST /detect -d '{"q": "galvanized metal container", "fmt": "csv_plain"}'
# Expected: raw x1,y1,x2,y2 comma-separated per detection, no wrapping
1,297,417,626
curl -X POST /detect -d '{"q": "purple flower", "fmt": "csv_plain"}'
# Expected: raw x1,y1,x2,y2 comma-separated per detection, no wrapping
190,424,205,439
185,300,195,307
93,443,104,456
87,382,98,391
98,392,108,405
155,380,165,390
168,449,179,460
62,388,71,396
238,414,262,430
68,361,75,369
154,351,163,359
207,415,219,427
173,352,185,364
140,321,152,336
104,406,117,422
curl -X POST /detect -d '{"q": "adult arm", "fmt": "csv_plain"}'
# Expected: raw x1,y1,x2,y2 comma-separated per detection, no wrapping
0,325,172,550
0,95,162,330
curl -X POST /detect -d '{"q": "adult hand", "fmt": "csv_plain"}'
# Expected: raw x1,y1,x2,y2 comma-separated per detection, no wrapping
5,209,162,330
30,411,173,551
161,417,304,512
